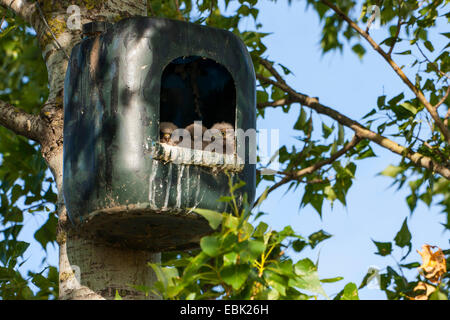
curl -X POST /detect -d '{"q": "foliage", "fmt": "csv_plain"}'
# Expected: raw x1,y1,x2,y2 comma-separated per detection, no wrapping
0,0,448,300
0,7,57,299
361,218,448,300
144,180,352,300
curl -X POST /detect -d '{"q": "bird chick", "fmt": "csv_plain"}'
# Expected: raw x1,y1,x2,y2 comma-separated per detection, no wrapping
209,122,235,154
160,122,178,146
185,121,207,150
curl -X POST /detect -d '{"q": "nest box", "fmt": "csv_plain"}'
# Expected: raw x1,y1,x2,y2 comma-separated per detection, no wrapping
63,17,256,251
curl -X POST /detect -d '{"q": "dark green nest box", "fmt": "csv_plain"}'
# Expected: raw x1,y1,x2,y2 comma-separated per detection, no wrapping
63,17,256,251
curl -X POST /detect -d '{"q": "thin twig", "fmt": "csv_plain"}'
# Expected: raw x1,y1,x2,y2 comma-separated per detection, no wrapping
0,0,13,30
256,73,450,179
434,85,449,109
365,9,376,34
320,0,450,144
259,58,287,85
387,17,402,56
257,97,293,109
174,0,184,21
257,74,318,105
0,15,5,30
416,43,450,80
255,135,361,204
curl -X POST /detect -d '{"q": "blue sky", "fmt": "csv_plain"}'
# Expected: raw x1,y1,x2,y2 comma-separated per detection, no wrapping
14,0,449,300
251,0,449,299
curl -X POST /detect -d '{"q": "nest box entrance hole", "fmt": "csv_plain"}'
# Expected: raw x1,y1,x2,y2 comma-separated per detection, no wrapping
160,56,236,145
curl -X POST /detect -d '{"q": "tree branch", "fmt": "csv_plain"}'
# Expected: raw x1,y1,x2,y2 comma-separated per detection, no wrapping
320,0,450,145
434,85,449,109
259,58,288,85
257,74,450,179
416,43,450,81
256,135,361,204
0,0,36,24
257,97,293,109
0,100,44,142
445,109,450,128
387,16,402,56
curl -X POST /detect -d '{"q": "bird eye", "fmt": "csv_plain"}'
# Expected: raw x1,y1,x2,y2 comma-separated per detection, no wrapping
221,131,226,136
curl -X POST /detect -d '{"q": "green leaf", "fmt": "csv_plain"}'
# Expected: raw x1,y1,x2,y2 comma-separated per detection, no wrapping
247,240,266,258
305,193,324,216
356,146,376,160
399,262,420,269
294,108,307,131
377,95,386,108
256,90,268,103
337,124,344,145
264,270,288,296
406,193,417,212
10,240,30,259
193,209,223,230
351,44,366,59
362,108,377,119
394,50,412,55
34,212,57,250
320,276,343,283
308,230,332,249
148,263,168,288
0,267,14,281
290,259,328,298
373,240,392,256
359,267,380,289
322,123,333,139
220,264,250,290
339,283,359,300
424,40,434,52
223,252,238,266
254,187,269,208
230,180,246,193
324,185,337,203
200,235,221,257
399,102,417,115
253,221,268,238
0,25,17,39
429,289,448,300
271,86,285,101
292,239,308,252
387,93,404,106
393,218,411,249
217,196,233,203
380,165,404,177
223,214,239,231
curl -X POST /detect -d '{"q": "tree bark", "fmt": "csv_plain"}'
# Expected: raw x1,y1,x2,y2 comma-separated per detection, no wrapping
2,0,161,300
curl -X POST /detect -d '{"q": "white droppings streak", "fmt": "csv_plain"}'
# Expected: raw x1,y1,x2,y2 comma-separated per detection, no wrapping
148,162,158,207
195,171,201,204
163,163,172,208
185,165,190,206
175,165,184,208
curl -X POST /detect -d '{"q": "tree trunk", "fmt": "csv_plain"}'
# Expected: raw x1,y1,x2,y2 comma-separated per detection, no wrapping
24,0,160,300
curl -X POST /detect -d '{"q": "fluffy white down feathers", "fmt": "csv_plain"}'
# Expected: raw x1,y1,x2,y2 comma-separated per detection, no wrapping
159,121,235,154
